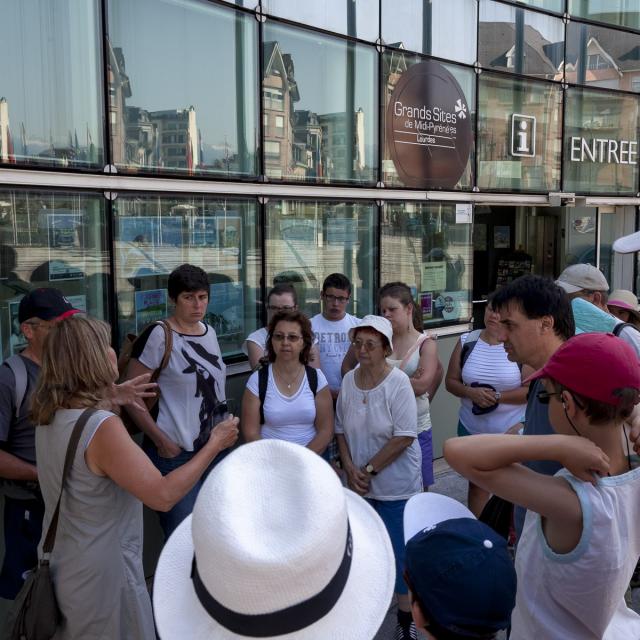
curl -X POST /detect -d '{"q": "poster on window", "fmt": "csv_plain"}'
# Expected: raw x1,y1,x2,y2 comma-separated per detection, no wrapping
493,226,511,249
8,299,26,355
432,291,470,322
118,217,174,278
135,289,167,333
190,217,217,247
205,281,243,338
421,262,447,292
46,212,85,281
327,218,358,247
215,216,242,269
420,292,433,321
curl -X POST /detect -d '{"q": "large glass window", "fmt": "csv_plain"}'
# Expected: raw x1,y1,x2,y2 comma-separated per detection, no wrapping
514,0,565,13
477,73,562,191
262,0,379,42
569,1,640,32
566,21,640,93
381,0,477,65
0,0,104,169
0,189,109,359
479,1,565,81
381,202,473,328
107,0,258,178
265,200,376,318
563,87,640,194
113,195,259,358
262,22,378,184
382,53,475,190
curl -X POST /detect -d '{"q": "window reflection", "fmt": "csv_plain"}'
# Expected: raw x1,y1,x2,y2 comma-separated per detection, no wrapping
569,1,640,31
263,0,379,42
566,21,640,93
262,23,378,184
0,189,109,358
113,196,259,357
563,87,640,194
479,1,565,81
107,0,258,177
477,73,562,191
265,200,376,317
0,0,104,169
515,0,564,13
381,202,473,328
381,0,477,64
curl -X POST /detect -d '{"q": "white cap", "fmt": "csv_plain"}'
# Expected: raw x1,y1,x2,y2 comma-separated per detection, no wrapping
613,231,640,254
403,493,475,543
555,263,609,294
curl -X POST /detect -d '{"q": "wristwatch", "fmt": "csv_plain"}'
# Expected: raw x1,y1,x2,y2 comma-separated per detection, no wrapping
494,390,502,402
365,463,378,476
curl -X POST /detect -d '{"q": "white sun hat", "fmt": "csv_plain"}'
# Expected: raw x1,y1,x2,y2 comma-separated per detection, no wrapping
613,230,640,254
153,439,395,640
348,315,394,351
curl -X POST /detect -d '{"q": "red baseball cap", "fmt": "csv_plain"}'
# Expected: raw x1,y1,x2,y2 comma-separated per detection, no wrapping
526,333,640,406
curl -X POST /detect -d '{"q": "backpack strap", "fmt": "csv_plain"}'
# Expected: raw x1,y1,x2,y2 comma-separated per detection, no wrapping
258,365,269,426
152,319,173,382
305,365,318,396
398,334,430,371
612,321,638,337
4,355,28,419
460,329,483,369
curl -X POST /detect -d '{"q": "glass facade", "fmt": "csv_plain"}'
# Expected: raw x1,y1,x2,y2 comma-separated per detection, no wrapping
563,87,640,194
107,0,259,177
0,189,109,358
2,0,640,361
477,73,562,191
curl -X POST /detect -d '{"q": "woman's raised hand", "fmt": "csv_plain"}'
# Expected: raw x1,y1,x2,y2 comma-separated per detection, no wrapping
210,416,240,450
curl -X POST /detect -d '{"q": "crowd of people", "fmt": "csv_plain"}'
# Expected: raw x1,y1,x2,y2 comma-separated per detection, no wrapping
1,258,640,640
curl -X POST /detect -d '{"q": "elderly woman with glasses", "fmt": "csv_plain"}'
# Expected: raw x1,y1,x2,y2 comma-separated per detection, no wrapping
241,310,333,453
335,315,422,640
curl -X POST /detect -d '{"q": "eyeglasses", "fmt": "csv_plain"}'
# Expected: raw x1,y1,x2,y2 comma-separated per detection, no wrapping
352,339,382,351
267,305,296,312
272,333,302,343
323,294,349,304
536,390,561,404
24,321,50,331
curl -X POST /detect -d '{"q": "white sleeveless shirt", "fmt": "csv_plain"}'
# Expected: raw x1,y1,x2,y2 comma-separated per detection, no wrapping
511,465,640,639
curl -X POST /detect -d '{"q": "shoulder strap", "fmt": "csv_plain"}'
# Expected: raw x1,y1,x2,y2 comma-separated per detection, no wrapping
41,408,98,556
305,365,318,396
151,320,173,382
613,322,638,337
4,355,28,419
258,366,269,425
398,334,429,371
460,329,483,369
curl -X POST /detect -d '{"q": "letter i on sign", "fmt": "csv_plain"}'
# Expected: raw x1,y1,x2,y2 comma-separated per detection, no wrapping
510,114,536,158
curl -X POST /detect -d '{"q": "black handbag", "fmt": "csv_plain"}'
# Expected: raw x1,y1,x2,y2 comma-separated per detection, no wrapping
6,408,96,640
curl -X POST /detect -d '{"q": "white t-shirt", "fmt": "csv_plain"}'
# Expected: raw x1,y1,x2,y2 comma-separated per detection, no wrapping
246,365,328,446
311,313,360,392
458,332,525,434
135,323,226,452
511,466,640,639
241,327,268,357
335,367,421,500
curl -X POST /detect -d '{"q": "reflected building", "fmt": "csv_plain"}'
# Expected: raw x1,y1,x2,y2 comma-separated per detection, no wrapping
108,44,131,166
149,107,199,171
318,109,365,179
0,98,10,163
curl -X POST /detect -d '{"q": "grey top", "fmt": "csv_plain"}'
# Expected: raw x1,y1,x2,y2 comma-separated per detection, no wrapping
0,354,40,463
36,408,154,640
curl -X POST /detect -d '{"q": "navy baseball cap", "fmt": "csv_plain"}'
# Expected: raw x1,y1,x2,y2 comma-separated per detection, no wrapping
404,494,517,638
18,288,81,324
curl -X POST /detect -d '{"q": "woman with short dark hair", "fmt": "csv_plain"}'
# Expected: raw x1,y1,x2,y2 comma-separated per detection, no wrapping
241,310,333,453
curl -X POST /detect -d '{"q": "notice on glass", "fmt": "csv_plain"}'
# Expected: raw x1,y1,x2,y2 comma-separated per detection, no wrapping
421,262,447,292
433,291,470,322
327,218,358,247
420,292,433,321
455,203,472,224
135,289,167,333
8,299,26,355
47,212,85,281
206,282,243,338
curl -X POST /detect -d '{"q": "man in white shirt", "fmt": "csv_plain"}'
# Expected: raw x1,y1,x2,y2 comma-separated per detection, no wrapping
311,274,360,402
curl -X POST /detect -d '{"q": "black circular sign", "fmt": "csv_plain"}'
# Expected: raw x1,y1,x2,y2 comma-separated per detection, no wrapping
386,60,472,189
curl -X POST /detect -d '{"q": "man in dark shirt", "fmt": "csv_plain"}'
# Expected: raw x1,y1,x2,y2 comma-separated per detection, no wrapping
491,275,575,538
0,288,80,599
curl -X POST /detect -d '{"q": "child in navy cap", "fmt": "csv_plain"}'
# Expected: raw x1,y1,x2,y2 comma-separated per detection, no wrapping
445,332,640,639
403,493,516,639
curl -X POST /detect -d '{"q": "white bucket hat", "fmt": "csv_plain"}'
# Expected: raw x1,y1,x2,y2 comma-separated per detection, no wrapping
613,230,640,254
348,315,394,351
153,439,395,640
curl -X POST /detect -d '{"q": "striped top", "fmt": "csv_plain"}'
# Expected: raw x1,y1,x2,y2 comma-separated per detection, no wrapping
458,332,525,434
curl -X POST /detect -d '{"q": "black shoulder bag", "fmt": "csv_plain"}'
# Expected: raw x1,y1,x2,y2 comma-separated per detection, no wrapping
6,408,97,640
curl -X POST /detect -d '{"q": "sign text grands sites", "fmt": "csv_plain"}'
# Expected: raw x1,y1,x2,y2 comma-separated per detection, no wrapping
393,102,459,144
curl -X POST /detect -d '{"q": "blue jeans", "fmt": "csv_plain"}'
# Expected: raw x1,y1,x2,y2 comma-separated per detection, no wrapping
142,438,228,539
366,498,409,595
0,496,44,599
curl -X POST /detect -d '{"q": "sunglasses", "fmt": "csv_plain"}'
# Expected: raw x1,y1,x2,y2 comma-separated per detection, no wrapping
352,339,382,351
536,390,561,404
272,333,302,343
